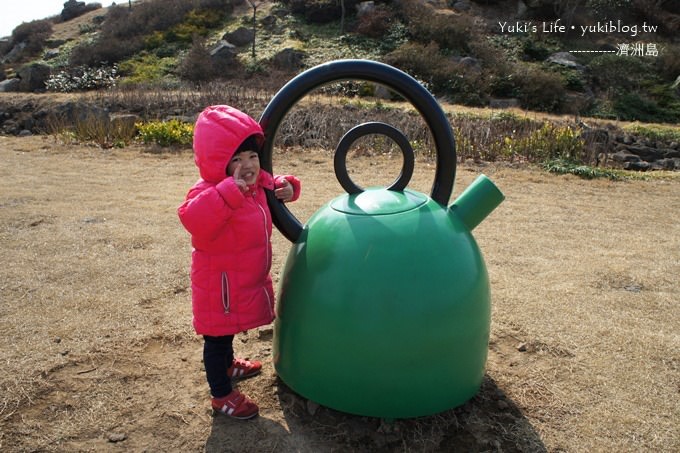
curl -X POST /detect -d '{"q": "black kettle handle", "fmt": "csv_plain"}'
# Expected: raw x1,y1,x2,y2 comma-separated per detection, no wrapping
259,59,457,243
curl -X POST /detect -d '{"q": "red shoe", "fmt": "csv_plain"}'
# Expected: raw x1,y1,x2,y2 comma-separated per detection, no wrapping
211,390,259,419
228,357,262,380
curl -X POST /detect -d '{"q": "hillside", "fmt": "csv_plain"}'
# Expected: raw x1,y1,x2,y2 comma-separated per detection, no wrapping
0,0,679,124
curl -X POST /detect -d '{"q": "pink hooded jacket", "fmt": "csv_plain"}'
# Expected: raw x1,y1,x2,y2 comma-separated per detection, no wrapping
178,105,300,336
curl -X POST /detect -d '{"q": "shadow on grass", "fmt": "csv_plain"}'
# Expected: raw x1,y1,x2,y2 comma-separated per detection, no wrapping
205,375,545,452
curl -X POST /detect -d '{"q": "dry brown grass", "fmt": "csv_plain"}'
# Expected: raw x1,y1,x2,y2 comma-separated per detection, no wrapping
0,135,678,452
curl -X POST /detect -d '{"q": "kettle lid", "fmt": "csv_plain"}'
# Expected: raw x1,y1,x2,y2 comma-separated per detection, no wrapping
330,188,427,216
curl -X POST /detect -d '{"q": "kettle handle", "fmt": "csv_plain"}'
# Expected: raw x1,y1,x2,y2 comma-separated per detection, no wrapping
259,59,457,243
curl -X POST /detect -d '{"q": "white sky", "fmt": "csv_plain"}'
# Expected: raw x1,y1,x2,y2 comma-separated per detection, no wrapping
0,1,119,38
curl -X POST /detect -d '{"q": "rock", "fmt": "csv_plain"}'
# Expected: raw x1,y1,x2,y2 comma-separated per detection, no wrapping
373,84,392,100
0,78,21,92
517,342,527,352
210,41,237,67
224,27,254,47
261,15,277,29
356,1,376,17
452,0,471,11
623,161,651,171
546,52,584,70
43,49,61,60
17,63,51,92
110,114,140,131
1,42,27,64
626,145,660,161
517,0,528,17
271,48,306,70
611,150,641,163
107,432,127,443
459,56,481,72
489,98,520,109
61,0,89,22
306,399,319,415
257,327,273,340
52,102,110,128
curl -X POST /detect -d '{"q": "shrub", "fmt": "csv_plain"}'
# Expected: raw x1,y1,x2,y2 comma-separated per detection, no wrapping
397,0,472,53
514,66,566,112
623,123,680,143
69,37,145,67
385,42,486,106
588,54,649,92
503,123,584,162
9,19,53,57
177,38,217,82
136,119,194,147
542,159,637,180
612,92,680,123
356,4,395,38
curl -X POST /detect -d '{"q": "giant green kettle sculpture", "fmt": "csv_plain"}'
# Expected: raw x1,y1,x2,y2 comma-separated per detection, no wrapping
259,60,505,419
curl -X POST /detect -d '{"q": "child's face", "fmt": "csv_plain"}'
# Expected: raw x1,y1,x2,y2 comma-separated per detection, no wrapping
226,150,260,185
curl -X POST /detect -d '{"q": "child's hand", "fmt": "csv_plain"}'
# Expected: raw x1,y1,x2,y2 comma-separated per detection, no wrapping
231,164,248,193
275,178,294,202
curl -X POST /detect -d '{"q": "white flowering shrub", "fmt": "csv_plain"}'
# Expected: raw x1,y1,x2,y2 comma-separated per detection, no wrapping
46,65,119,92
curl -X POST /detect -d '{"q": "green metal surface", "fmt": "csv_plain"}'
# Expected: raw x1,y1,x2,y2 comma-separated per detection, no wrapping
274,183,503,418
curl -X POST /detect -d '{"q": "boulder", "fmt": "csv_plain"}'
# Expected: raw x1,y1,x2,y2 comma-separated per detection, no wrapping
0,78,21,92
224,27,255,47
546,52,584,70
210,41,237,62
611,150,641,163
61,0,88,22
489,98,520,109
51,102,110,127
272,48,306,70
17,63,51,92
356,1,376,17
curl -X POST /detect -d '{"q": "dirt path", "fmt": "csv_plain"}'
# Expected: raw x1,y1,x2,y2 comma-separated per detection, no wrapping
0,136,678,452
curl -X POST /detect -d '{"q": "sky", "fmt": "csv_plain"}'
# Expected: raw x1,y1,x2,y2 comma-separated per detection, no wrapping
0,1,118,38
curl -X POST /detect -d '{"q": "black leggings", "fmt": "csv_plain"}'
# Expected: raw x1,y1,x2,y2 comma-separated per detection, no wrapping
203,335,234,398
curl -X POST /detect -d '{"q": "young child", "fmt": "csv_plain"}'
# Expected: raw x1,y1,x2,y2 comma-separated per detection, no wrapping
178,105,300,419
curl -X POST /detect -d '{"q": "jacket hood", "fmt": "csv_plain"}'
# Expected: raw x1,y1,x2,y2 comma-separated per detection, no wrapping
193,105,264,183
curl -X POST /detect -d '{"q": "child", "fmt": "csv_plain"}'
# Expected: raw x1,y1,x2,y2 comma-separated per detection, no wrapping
178,105,300,419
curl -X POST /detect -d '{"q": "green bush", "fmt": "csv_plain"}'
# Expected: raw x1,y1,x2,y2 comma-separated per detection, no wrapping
137,119,194,147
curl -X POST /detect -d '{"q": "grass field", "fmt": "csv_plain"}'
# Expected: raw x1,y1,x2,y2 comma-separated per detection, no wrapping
0,135,678,452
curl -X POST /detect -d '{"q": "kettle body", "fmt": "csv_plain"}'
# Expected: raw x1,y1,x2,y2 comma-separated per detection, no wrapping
273,189,491,418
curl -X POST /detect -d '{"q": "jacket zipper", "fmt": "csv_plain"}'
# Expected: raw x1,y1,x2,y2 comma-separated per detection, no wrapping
255,196,270,276
255,195,273,317
221,272,230,313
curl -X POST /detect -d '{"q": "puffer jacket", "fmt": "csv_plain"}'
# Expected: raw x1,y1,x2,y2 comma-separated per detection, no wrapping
178,105,300,336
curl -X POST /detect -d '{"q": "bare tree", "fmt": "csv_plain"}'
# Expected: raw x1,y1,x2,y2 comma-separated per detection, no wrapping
246,0,266,60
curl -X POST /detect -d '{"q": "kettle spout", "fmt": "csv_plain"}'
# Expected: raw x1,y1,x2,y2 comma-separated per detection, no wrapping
448,174,505,231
